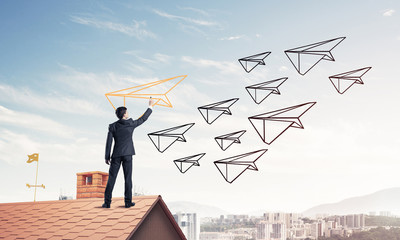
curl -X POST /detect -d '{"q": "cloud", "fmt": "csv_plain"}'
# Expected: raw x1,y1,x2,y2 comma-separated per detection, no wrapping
0,129,103,165
279,66,289,72
153,9,217,26
0,130,40,165
124,62,153,74
179,24,207,36
219,35,244,41
54,64,159,96
181,56,241,75
70,16,156,39
178,6,210,16
383,9,395,16
0,106,75,138
123,52,172,65
154,53,172,63
0,83,106,116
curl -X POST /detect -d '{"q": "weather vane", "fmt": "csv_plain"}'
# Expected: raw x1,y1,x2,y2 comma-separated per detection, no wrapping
26,153,45,202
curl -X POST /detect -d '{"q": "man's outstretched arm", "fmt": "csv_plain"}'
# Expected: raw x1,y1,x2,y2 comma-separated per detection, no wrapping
105,127,113,165
132,97,155,127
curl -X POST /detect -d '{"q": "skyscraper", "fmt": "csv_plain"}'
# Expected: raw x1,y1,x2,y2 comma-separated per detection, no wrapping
174,212,199,240
256,221,286,240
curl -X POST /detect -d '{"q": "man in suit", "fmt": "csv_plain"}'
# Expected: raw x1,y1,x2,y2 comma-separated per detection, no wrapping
102,98,155,208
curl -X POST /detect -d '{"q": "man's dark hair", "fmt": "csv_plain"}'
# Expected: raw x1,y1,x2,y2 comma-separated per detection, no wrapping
116,106,127,119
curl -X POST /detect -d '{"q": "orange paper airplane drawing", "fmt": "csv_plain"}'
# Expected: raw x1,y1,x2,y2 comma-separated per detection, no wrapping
105,75,187,110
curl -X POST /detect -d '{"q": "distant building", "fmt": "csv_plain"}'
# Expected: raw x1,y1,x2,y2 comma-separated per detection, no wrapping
344,214,365,228
316,213,329,219
331,228,345,236
305,222,319,239
264,212,286,223
369,211,376,216
324,221,336,237
226,214,249,223
174,212,199,240
380,211,391,217
200,232,233,240
346,215,355,228
257,221,286,240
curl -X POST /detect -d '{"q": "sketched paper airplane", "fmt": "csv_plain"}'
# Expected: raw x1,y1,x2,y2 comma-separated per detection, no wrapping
148,123,195,153
248,102,316,145
105,75,187,110
198,98,239,124
238,51,271,73
284,37,345,75
245,77,288,104
173,153,205,174
329,67,372,94
214,149,267,183
214,130,246,151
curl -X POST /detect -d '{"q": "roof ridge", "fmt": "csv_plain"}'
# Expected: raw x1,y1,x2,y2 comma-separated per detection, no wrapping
0,195,160,205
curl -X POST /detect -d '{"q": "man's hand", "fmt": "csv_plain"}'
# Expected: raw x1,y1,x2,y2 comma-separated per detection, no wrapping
149,97,156,107
105,159,110,165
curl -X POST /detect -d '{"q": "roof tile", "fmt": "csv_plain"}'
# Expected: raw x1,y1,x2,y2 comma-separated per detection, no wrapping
0,195,171,239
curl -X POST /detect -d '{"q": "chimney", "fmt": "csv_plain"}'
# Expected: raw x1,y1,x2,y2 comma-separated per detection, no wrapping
76,171,108,199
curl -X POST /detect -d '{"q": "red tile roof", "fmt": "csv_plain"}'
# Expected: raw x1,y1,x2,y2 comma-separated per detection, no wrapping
0,195,186,240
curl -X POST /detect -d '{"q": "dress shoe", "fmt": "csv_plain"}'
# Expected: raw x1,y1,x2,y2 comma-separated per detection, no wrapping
102,203,110,208
125,202,135,208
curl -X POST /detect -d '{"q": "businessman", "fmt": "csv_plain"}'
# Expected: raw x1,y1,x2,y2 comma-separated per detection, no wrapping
102,98,155,208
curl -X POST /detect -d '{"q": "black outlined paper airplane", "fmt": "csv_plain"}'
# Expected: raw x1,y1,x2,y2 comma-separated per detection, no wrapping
238,51,271,73
245,77,287,104
248,102,316,145
214,130,246,151
329,67,372,94
198,98,239,124
284,37,345,75
214,149,268,183
173,153,205,174
148,123,195,153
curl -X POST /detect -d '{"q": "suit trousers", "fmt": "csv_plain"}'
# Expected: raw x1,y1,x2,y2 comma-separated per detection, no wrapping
104,155,133,204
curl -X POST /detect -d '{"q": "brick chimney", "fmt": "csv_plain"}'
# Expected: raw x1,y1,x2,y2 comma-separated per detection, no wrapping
76,171,108,199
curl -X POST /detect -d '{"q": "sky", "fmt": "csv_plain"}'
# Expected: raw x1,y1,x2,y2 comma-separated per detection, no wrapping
0,0,399,215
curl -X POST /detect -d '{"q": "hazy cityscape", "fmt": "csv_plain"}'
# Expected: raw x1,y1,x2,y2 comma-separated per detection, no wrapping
172,211,400,240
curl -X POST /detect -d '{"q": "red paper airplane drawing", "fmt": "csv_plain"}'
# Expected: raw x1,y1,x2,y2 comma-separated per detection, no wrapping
214,149,268,183
245,77,287,104
248,102,316,144
284,37,345,75
238,51,271,73
329,67,372,94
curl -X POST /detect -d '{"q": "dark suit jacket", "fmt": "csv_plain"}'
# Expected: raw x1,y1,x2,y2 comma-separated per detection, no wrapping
105,108,152,160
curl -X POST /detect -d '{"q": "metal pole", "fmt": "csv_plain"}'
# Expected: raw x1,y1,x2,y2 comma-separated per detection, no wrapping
34,160,39,202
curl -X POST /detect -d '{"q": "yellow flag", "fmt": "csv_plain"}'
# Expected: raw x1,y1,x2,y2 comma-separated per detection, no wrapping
27,153,39,163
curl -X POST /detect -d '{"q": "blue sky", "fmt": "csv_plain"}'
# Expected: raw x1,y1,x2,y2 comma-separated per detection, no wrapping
1,0,400,214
